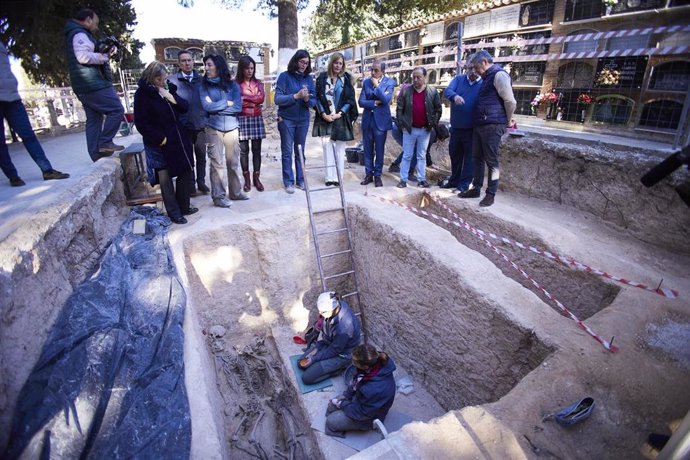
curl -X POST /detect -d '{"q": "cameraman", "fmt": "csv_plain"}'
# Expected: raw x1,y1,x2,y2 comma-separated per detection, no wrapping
64,8,125,162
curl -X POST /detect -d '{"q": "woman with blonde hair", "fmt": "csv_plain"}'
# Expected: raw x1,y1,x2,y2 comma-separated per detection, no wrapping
134,61,196,224
312,52,358,186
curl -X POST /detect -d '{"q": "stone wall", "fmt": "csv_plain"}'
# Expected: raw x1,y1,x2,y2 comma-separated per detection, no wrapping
0,161,128,450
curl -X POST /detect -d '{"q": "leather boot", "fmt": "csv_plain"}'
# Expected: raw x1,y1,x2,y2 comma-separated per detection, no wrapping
253,171,264,192
242,171,251,192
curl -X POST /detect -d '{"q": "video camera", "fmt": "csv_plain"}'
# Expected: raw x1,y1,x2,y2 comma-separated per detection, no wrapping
96,36,122,55
641,145,690,208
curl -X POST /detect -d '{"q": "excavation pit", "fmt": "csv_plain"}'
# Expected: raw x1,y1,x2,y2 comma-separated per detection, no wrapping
182,200,559,455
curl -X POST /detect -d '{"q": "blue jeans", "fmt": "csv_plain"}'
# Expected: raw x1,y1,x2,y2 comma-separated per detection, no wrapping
472,124,505,196
76,86,125,162
400,127,431,183
277,119,307,187
0,99,53,179
302,355,350,385
448,127,474,191
362,122,387,177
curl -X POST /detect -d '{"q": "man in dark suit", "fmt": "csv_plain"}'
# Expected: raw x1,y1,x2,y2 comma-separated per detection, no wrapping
358,60,394,188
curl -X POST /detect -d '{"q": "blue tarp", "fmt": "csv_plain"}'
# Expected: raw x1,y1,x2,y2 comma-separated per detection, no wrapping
4,207,191,459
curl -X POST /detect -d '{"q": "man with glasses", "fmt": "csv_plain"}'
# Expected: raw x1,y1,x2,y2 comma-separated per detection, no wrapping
358,60,394,188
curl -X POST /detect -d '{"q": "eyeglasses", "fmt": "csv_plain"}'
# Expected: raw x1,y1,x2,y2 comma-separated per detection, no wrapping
298,59,309,65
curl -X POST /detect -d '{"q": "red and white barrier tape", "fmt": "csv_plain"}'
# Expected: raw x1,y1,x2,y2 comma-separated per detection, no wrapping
369,192,620,352
425,193,678,299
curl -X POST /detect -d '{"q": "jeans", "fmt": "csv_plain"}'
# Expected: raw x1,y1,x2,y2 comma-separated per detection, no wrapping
400,127,431,183
239,139,262,172
472,124,505,196
448,127,474,191
76,86,125,162
301,355,350,385
322,137,346,182
277,119,308,187
157,168,192,220
362,123,387,177
187,129,208,187
0,99,53,179
206,127,246,200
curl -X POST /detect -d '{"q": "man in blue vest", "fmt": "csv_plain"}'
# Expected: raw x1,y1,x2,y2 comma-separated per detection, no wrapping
168,49,210,195
443,57,482,193
358,60,394,188
64,9,125,162
459,50,516,206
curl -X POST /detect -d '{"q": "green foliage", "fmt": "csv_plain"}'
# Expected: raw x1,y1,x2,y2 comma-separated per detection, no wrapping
180,0,309,19
0,0,142,86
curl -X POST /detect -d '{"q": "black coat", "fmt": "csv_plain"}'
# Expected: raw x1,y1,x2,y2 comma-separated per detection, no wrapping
134,78,194,182
312,72,358,141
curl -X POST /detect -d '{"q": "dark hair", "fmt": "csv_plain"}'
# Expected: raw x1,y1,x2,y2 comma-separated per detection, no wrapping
287,49,312,75
203,54,234,90
352,344,388,369
177,49,192,60
75,8,96,21
412,66,427,76
236,55,257,83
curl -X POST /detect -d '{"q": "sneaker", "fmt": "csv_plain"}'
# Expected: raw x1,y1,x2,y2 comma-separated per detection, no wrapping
197,183,210,194
285,185,295,194
408,175,418,183
295,183,305,190
388,164,400,173
213,196,232,208
99,141,125,152
418,180,431,188
42,169,70,180
458,188,481,199
374,176,383,187
10,176,26,187
479,194,495,207
232,193,250,201
396,180,407,188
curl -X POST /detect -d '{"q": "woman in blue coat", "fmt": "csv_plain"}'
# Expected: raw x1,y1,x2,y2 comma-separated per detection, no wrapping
274,49,316,194
199,54,247,208
134,61,196,224
325,344,397,438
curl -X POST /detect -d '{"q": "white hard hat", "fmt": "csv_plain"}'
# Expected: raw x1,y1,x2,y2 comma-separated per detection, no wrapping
317,291,338,313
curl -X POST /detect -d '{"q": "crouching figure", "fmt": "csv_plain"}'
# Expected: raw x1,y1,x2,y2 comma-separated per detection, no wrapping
325,344,396,438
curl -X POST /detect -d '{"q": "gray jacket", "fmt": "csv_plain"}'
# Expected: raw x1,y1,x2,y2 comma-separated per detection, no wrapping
168,70,207,131
0,43,21,102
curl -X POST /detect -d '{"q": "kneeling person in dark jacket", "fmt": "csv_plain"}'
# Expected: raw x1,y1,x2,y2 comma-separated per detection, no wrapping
325,344,396,438
299,291,361,385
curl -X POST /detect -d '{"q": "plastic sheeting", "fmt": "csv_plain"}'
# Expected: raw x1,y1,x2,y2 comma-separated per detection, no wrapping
4,207,191,459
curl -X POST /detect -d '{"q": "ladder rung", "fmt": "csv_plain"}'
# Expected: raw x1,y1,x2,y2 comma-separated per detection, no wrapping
313,207,344,215
320,249,351,258
324,270,355,280
309,186,335,192
304,165,329,171
341,291,358,299
316,227,348,236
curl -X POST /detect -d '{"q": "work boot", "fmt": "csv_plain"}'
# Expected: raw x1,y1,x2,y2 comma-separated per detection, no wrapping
10,176,26,187
458,188,480,198
479,194,495,207
253,171,264,191
374,176,383,187
360,175,373,185
99,141,125,153
42,169,70,180
242,171,251,193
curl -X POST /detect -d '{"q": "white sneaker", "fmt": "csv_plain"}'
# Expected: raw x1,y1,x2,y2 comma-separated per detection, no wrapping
213,196,232,208
285,185,295,194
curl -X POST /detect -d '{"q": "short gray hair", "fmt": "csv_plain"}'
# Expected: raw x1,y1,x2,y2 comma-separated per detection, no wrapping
471,50,493,65
372,60,386,72
463,53,476,69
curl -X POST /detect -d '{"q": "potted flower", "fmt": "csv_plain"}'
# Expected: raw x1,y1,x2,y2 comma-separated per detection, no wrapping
541,90,560,119
577,93,593,123
530,92,543,115
602,0,618,15
595,68,621,87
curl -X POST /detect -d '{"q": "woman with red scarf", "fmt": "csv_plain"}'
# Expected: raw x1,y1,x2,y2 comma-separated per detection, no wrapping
325,344,397,438
236,55,266,192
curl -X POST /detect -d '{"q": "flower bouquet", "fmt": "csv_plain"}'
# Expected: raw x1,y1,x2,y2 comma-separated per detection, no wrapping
577,93,593,105
530,93,543,114
595,68,620,86
541,91,559,105
603,0,617,6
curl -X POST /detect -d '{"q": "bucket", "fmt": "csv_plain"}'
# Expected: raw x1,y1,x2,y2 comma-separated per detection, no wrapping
345,147,362,164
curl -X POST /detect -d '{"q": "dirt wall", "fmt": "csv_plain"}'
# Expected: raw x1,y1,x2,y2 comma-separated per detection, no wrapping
0,162,128,451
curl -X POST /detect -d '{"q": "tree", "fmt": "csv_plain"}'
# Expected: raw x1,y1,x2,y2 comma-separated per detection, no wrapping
0,0,142,86
179,0,308,70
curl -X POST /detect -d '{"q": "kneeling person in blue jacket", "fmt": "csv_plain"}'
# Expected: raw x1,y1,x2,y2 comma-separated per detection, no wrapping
299,291,361,385
325,344,397,438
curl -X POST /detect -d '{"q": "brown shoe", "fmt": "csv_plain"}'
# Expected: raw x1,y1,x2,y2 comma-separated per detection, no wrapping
360,175,373,185
253,171,264,192
479,194,495,207
242,171,251,192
